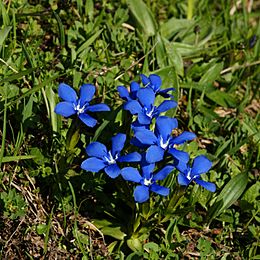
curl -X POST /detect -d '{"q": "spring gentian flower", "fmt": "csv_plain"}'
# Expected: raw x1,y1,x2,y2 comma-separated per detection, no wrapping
140,74,175,98
177,155,216,192
117,81,140,101
124,88,177,125
81,133,141,178
134,116,196,163
55,83,110,127
121,163,174,203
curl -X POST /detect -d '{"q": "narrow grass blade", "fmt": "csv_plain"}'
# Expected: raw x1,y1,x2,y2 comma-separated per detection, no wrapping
6,73,63,108
0,68,35,85
76,29,103,55
52,11,65,46
1,155,37,163
0,96,7,168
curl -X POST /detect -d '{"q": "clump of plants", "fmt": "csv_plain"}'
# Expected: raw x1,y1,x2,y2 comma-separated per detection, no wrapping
54,73,216,252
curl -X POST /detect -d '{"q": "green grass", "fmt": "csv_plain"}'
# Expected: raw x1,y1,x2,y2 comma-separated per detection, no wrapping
0,0,259,258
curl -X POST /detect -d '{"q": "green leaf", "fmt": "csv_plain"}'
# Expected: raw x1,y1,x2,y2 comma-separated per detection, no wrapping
0,26,12,48
76,29,103,55
36,224,47,235
206,90,237,107
208,172,248,222
52,11,65,46
242,182,260,204
22,94,34,123
127,237,143,251
143,242,159,252
155,34,168,68
166,41,184,76
1,155,37,163
45,85,61,134
100,226,126,240
126,0,157,36
199,62,224,85
85,0,94,20
169,42,202,57
160,17,194,39
0,68,35,85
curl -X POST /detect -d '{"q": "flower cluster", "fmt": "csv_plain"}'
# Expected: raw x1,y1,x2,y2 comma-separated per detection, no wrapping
55,74,216,203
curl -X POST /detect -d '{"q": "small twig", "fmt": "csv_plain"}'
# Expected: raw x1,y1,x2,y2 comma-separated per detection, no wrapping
4,217,25,249
114,41,158,81
0,58,19,73
0,58,31,87
221,60,260,75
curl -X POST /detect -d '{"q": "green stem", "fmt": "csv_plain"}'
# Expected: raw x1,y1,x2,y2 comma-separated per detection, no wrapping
66,118,81,151
162,186,186,222
0,93,7,169
187,0,194,20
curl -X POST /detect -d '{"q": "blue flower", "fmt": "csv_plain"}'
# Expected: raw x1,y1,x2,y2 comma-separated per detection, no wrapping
117,81,140,101
133,116,196,163
176,155,216,192
121,163,174,203
140,74,175,98
124,88,177,125
81,133,141,178
55,83,110,127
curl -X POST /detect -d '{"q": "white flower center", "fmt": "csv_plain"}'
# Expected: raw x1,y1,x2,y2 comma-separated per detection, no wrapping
104,151,117,165
159,136,169,150
73,100,88,115
145,106,155,118
186,170,192,181
143,178,153,186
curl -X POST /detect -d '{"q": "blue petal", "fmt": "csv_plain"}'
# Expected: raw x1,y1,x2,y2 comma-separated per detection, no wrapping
150,183,169,196
104,164,121,179
79,113,97,127
117,86,130,100
111,133,126,156
55,102,76,117
81,157,106,172
146,145,165,163
175,161,189,173
134,129,157,145
149,74,162,91
137,112,152,125
140,74,150,86
134,185,150,203
177,172,190,186
154,165,174,181
86,142,107,158
171,131,196,145
168,148,189,163
124,100,142,114
195,179,216,192
87,103,110,112
156,116,178,140
157,100,177,113
191,155,212,176
159,88,175,98
58,83,77,103
141,162,155,180
118,152,142,162
131,121,148,132
79,84,96,105
137,88,155,109
121,167,142,183
130,137,145,148
129,82,140,100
